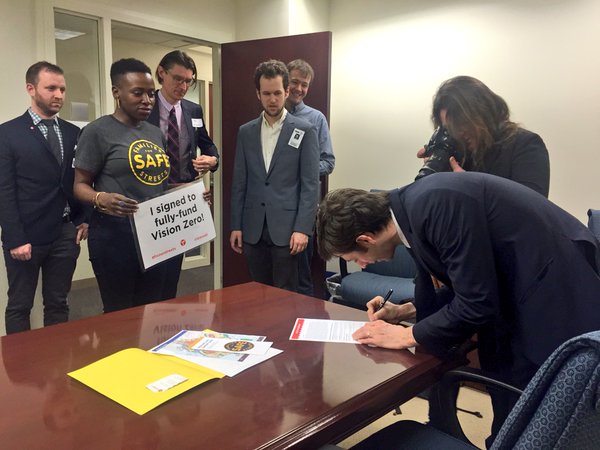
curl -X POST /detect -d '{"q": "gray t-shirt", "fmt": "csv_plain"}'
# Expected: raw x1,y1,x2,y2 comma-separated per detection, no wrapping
75,115,169,201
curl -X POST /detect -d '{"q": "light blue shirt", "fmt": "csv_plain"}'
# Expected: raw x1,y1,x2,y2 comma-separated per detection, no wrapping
288,101,334,176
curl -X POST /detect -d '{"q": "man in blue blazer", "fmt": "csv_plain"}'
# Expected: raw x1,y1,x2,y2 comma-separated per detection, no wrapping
0,61,88,334
147,51,220,300
230,60,319,292
316,172,600,436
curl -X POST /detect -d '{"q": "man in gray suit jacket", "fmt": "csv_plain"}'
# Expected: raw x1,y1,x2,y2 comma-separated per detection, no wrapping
230,60,319,292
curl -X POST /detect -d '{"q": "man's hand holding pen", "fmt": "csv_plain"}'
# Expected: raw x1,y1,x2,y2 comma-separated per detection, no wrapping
352,288,419,349
366,295,417,323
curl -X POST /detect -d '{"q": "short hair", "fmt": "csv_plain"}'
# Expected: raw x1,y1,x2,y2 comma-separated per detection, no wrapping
254,59,289,90
432,76,518,167
110,58,152,86
316,188,392,260
287,59,314,81
155,50,197,85
25,61,64,86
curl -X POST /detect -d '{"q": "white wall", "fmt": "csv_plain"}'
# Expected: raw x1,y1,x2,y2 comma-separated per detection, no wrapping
0,0,39,122
328,0,600,223
235,0,291,41
235,0,329,40
289,0,330,35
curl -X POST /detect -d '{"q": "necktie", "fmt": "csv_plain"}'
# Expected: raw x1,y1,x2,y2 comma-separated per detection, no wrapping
167,107,180,183
42,119,62,164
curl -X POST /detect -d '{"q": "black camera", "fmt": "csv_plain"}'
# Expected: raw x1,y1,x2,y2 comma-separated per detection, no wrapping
415,127,462,180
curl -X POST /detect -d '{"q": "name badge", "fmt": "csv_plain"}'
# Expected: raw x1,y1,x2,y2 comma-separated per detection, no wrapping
288,128,305,149
192,118,203,128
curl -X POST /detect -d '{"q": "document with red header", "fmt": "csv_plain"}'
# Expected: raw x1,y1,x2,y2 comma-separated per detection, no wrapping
289,318,367,343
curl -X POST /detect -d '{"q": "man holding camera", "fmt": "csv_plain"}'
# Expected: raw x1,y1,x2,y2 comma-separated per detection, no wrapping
316,172,600,441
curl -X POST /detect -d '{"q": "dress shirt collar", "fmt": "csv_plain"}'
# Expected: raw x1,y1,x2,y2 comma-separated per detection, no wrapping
287,101,306,115
390,208,410,248
261,108,287,128
28,108,57,126
157,90,181,112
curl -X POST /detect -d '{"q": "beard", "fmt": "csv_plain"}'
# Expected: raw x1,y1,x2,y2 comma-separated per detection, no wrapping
265,106,284,118
34,95,62,117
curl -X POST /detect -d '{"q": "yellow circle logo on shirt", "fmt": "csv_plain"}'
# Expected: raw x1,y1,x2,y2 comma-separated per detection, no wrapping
128,139,170,185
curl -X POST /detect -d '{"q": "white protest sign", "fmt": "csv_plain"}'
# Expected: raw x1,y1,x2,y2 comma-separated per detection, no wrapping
131,181,215,270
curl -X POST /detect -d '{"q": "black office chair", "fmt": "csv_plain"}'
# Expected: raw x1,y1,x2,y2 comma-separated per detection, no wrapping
323,330,600,450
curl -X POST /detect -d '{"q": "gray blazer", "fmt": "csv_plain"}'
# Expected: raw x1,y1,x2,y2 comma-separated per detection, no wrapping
231,113,319,246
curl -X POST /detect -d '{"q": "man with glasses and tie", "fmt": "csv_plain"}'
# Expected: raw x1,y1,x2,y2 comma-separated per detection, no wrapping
0,61,88,334
148,50,220,299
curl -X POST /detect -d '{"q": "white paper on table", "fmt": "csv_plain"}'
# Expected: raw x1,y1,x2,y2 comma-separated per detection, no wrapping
149,330,282,377
289,318,367,343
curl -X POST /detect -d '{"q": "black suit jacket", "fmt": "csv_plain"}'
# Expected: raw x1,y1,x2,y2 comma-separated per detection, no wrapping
0,111,85,249
464,128,550,197
390,172,600,374
147,94,219,182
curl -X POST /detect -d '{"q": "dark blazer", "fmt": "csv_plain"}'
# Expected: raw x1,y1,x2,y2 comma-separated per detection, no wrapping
390,172,600,374
231,113,319,246
0,111,85,249
464,128,550,197
147,94,219,182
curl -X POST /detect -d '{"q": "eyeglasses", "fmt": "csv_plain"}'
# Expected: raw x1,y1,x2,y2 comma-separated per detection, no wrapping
167,71,195,87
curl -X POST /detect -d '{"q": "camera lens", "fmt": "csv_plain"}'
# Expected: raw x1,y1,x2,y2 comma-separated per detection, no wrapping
415,127,460,180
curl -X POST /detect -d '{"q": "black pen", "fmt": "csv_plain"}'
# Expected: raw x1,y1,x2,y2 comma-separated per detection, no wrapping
376,289,394,312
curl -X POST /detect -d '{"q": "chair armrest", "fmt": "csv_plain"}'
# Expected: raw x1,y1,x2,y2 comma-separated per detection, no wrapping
441,367,524,396
431,366,523,444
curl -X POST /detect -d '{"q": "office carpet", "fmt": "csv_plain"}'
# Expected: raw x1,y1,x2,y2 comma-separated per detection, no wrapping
337,387,493,449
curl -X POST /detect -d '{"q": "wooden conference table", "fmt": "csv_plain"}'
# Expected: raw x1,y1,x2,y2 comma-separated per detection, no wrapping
0,282,460,449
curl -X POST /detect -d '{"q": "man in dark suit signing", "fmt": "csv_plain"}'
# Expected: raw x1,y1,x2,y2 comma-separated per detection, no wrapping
0,61,88,334
147,50,220,300
230,60,319,292
317,172,600,439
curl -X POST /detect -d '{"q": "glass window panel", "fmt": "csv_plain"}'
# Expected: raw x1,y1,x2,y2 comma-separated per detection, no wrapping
54,11,102,123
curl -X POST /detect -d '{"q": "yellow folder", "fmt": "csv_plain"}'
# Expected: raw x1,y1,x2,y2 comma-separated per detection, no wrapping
68,348,224,415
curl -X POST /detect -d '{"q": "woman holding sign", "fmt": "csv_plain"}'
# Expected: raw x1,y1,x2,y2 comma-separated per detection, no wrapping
74,58,169,313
